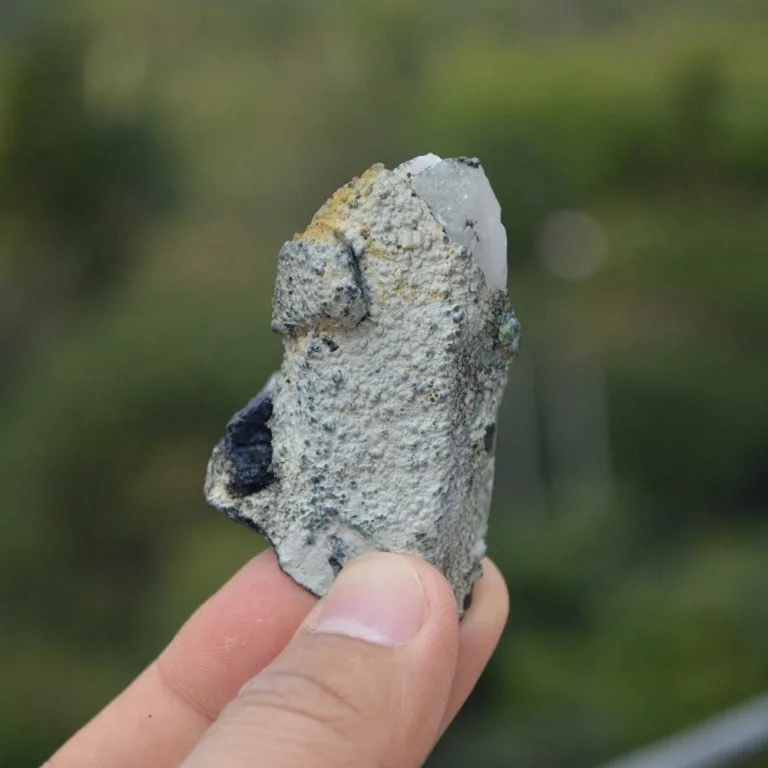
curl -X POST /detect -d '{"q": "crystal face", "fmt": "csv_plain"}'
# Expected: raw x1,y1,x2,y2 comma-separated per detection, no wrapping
397,154,508,291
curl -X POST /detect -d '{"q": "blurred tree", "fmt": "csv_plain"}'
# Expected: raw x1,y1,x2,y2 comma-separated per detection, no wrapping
0,22,178,391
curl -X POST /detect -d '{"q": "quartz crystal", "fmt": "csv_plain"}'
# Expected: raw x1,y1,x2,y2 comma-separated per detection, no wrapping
205,155,519,613
396,155,508,291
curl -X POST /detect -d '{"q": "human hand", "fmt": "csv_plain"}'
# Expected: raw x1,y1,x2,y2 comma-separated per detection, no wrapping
47,549,508,768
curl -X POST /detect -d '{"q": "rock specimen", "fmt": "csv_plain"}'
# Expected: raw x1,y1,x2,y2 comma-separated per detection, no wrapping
205,155,520,613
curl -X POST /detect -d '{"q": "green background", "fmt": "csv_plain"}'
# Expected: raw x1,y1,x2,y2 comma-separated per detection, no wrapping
1,1,767,765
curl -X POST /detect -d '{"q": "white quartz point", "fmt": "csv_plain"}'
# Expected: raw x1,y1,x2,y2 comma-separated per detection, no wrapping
394,152,443,177
399,155,508,292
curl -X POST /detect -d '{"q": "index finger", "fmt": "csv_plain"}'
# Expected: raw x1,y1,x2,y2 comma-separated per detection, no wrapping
47,549,317,768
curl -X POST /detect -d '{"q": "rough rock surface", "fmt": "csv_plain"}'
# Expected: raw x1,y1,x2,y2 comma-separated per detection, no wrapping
205,156,520,613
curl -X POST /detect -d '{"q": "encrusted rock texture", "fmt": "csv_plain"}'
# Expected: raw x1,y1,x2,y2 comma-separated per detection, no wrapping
205,158,518,613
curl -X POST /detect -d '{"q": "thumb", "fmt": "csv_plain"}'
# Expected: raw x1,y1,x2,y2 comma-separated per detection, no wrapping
181,553,461,768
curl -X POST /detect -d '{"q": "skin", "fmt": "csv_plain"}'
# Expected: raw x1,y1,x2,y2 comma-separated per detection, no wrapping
46,548,509,768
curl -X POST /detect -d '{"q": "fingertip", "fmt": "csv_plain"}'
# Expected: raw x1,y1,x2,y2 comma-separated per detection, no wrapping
401,555,507,640
471,557,510,629
439,557,509,733
458,557,509,659
405,555,463,618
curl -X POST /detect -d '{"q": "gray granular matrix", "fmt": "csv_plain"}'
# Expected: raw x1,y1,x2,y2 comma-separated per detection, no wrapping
205,155,520,613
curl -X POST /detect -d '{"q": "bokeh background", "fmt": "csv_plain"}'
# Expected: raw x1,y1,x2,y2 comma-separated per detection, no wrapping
2,1,767,766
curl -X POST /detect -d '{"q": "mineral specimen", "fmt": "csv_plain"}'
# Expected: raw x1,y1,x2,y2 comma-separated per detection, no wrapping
205,155,520,613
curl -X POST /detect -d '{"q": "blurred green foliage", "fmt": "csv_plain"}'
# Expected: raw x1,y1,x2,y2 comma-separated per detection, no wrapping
1,1,767,766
